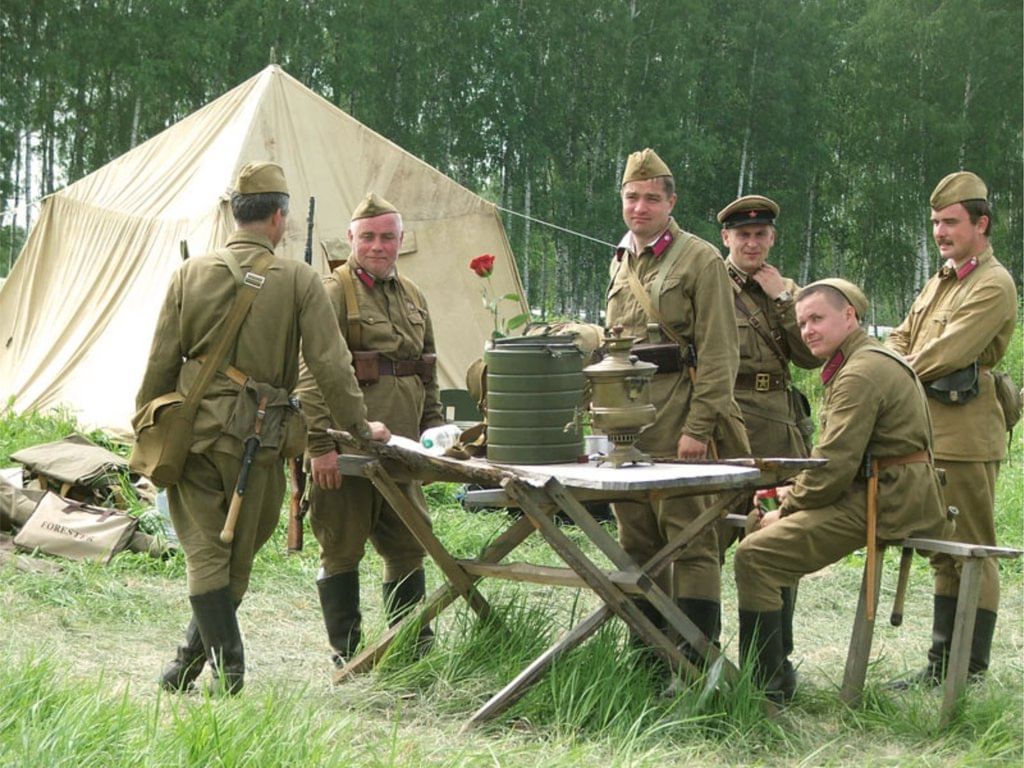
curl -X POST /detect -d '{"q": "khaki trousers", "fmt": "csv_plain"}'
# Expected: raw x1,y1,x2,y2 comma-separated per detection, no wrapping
310,475,427,582
933,459,1001,612
169,448,285,601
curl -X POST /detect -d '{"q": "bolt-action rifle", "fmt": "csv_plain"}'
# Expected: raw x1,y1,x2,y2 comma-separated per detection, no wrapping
287,196,316,553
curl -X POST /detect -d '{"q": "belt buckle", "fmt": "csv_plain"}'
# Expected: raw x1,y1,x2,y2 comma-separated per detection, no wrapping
755,373,771,392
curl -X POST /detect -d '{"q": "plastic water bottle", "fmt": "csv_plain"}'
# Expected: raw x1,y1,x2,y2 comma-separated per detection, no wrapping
420,424,463,456
156,489,180,548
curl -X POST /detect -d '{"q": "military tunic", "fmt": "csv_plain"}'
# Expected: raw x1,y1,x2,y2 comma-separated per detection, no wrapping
886,246,1016,611
136,231,370,600
606,218,749,601
727,263,821,459
297,262,445,581
734,328,951,610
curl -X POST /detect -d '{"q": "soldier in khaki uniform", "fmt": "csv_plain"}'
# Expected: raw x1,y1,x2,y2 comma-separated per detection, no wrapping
887,172,1017,684
137,163,388,694
295,193,445,665
734,279,950,702
715,194,822,677
606,148,749,656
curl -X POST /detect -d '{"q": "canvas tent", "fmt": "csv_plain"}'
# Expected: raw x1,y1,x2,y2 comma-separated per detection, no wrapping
0,65,526,436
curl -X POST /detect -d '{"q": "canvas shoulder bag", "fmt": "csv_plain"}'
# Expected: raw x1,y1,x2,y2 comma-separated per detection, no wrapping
129,251,273,487
13,491,138,564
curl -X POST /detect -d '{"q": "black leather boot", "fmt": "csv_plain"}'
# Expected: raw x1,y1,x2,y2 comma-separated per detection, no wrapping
676,597,721,668
190,587,245,695
738,609,796,704
890,595,957,689
780,585,798,683
382,569,433,657
317,570,362,666
969,609,997,681
159,615,205,692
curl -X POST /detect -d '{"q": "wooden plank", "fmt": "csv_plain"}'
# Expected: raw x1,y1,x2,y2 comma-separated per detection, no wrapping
840,550,885,706
941,559,983,725
456,560,641,592
334,515,537,681
899,538,1023,559
461,604,611,731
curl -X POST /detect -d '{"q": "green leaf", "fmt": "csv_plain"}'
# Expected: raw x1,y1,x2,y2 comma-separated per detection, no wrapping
505,313,529,330
501,293,521,302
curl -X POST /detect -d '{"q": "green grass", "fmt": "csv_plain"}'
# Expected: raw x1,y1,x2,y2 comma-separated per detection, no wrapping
1,403,1022,766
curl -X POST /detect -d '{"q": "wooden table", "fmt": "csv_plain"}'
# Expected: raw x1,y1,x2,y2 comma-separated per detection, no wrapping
327,430,817,730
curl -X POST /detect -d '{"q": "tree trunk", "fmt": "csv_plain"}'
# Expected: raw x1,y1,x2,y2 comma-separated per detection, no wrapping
23,132,32,236
801,179,816,285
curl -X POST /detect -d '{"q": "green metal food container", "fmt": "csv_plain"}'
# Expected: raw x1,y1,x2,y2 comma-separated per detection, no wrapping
485,335,585,464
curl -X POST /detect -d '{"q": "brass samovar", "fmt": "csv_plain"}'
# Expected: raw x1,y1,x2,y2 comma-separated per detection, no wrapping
583,327,657,467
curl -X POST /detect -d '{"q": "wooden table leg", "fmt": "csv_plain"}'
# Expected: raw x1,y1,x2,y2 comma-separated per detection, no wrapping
840,548,885,706
334,514,537,682
544,478,739,681
363,461,493,620
941,558,982,725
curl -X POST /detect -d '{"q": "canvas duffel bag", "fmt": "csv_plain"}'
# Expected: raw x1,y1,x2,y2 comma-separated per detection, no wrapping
13,491,138,564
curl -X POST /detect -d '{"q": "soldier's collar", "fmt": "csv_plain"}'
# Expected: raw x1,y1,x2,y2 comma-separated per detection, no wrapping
938,245,990,281
726,259,750,287
615,227,674,261
350,264,398,289
820,349,845,385
225,230,276,255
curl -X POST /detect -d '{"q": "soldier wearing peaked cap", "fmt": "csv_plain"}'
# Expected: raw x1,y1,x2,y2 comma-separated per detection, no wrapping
715,194,822,675
733,279,951,703
137,162,388,695
295,192,445,667
605,148,751,668
887,171,1016,687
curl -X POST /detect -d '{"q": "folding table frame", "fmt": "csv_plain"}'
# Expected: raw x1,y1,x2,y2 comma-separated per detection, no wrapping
326,431,816,730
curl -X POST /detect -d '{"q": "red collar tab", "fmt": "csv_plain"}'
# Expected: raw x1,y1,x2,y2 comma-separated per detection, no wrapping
615,232,632,262
940,256,979,281
650,229,674,258
354,266,375,289
821,349,846,385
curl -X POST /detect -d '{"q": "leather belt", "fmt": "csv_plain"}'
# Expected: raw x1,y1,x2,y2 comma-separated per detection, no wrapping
735,372,787,392
378,359,420,377
876,450,930,471
195,355,249,387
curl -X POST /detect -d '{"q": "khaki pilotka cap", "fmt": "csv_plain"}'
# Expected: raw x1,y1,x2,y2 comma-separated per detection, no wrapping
930,171,988,210
622,148,672,186
717,195,780,228
351,192,400,221
234,161,289,195
802,278,869,321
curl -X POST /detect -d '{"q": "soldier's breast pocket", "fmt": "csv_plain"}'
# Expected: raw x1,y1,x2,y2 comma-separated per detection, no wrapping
735,317,760,363
358,313,391,348
918,307,951,345
406,302,428,345
656,277,694,335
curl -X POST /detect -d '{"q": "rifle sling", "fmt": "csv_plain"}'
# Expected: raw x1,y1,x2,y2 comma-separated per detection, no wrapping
732,288,791,373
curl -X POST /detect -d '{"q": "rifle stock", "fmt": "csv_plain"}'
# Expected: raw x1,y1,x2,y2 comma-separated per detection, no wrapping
287,455,307,552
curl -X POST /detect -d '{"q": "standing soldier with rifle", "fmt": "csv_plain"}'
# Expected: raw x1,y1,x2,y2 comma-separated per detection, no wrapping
295,192,445,667
137,163,389,695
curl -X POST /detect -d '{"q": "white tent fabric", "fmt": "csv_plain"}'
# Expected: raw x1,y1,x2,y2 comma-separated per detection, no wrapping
0,66,526,436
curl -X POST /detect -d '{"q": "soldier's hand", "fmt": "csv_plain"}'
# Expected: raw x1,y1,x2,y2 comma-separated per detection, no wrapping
751,264,785,298
311,450,342,490
677,434,708,459
758,509,782,529
776,484,793,504
367,421,391,442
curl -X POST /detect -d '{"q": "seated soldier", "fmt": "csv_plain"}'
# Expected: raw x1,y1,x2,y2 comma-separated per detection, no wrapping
733,278,951,703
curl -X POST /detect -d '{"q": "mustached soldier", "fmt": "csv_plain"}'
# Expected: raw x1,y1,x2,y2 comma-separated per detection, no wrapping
887,171,1016,686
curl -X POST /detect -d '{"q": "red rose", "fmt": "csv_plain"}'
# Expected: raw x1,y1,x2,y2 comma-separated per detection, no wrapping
470,253,496,277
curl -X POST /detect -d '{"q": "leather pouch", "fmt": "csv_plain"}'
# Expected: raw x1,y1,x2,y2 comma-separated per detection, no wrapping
352,350,381,386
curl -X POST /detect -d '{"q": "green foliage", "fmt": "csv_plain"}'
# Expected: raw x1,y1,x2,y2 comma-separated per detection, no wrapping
0,398,79,466
2,1,1020,313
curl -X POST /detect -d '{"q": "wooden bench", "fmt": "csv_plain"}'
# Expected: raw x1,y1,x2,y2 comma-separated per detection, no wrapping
721,513,1023,724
